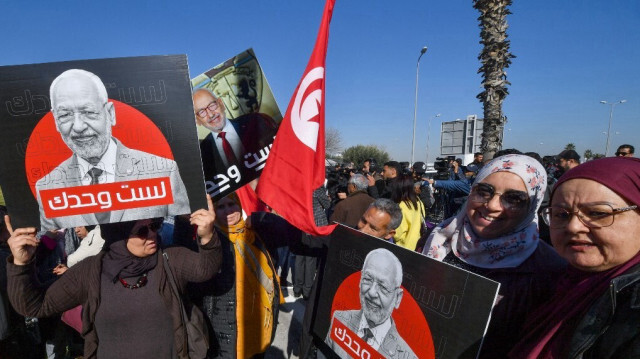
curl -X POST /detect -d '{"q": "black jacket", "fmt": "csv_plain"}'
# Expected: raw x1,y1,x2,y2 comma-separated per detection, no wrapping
567,264,640,359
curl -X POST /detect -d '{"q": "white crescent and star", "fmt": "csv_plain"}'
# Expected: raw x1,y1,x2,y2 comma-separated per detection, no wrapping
291,67,324,152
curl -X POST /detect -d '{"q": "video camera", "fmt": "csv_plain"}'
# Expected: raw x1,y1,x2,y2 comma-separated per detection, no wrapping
361,158,379,176
433,156,456,180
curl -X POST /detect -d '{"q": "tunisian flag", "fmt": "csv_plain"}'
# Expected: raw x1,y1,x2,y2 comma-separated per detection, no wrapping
257,0,337,236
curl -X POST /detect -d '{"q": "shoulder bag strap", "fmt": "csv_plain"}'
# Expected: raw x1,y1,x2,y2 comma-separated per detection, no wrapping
162,252,189,324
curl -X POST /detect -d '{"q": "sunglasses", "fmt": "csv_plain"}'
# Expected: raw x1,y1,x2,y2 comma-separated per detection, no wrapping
131,219,163,239
615,151,631,157
469,183,530,210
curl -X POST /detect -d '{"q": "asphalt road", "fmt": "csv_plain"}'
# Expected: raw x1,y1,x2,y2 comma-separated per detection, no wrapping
265,284,307,359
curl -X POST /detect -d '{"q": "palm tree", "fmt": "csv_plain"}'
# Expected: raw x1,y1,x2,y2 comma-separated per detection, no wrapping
474,0,515,159
565,143,576,151
584,149,593,161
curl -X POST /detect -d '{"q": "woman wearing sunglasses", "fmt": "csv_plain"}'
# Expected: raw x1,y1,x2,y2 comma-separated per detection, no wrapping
5,195,221,359
422,154,566,358
511,157,640,358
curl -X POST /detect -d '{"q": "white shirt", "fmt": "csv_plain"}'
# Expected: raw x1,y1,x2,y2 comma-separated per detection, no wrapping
77,139,117,185
66,226,105,267
356,314,392,350
212,120,245,167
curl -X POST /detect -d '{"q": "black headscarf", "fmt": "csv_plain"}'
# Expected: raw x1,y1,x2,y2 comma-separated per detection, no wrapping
101,221,158,282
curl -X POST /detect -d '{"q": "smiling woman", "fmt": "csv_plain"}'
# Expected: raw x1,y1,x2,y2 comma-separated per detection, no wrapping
422,154,566,358
511,157,640,358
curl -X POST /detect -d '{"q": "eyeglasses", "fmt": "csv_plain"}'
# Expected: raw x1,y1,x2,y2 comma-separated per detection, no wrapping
615,151,632,157
541,204,638,229
131,219,163,239
195,101,219,118
54,103,108,124
361,274,398,297
469,183,529,211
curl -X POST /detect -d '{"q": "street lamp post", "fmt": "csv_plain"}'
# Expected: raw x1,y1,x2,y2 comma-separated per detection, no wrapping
426,113,441,164
600,99,627,156
411,46,428,165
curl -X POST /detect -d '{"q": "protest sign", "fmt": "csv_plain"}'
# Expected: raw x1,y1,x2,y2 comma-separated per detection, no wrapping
0,55,205,229
191,48,282,200
313,225,500,359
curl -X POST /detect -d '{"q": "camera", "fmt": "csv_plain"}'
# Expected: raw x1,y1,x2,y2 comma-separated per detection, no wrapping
362,158,379,176
433,156,455,180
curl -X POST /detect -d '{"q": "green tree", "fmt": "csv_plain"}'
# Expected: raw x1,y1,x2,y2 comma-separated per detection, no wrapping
583,149,593,161
593,153,605,159
341,145,390,168
565,143,576,151
474,0,515,160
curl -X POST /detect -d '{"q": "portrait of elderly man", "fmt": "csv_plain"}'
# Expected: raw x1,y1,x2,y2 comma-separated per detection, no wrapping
35,69,189,230
325,248,417,359
193,88,277,180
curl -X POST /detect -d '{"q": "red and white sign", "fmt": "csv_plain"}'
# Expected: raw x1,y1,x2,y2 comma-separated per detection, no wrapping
39,177,173,218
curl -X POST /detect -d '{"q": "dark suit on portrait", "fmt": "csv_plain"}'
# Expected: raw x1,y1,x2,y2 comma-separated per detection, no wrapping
200,112,277,181
325,309,417,359
36,139,190,230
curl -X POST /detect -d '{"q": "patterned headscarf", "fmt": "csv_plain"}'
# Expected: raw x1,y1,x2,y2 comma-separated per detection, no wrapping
423,154,547,268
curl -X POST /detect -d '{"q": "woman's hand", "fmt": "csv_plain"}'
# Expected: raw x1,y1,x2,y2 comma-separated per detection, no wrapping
5,215,39,266
190,194,216,245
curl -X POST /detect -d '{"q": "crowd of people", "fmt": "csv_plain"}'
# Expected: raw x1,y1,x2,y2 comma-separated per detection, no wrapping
0,141,638,359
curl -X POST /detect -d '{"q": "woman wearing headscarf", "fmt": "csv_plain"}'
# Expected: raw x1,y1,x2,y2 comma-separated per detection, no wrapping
422,154,566,358
391,174,426,250
197,193,281,358
6,195,221,359
511,157,640,358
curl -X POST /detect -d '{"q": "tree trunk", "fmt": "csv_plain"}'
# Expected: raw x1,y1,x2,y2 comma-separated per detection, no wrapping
474,0,515,160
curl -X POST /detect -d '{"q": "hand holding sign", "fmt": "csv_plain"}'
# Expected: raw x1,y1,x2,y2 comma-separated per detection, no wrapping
190,194,217,245
5,215,39,266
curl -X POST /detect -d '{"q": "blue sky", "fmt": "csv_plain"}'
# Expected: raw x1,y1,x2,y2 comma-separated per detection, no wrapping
2,0,638,162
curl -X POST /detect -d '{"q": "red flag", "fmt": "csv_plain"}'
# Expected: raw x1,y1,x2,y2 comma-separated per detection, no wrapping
236,183,270,216
257,0,337,236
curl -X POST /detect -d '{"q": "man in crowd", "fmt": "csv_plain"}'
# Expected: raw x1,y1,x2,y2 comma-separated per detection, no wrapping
424,158,470,219
465,152,484,179
193,88,277,179
412,162,434,209
557,149,580,173
362,159,374,175
362,159,381,197
36,69,189,230
368,161,401,199
356,199,403,241
325,248,417,358
330,174,375,228
615,144,634,157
